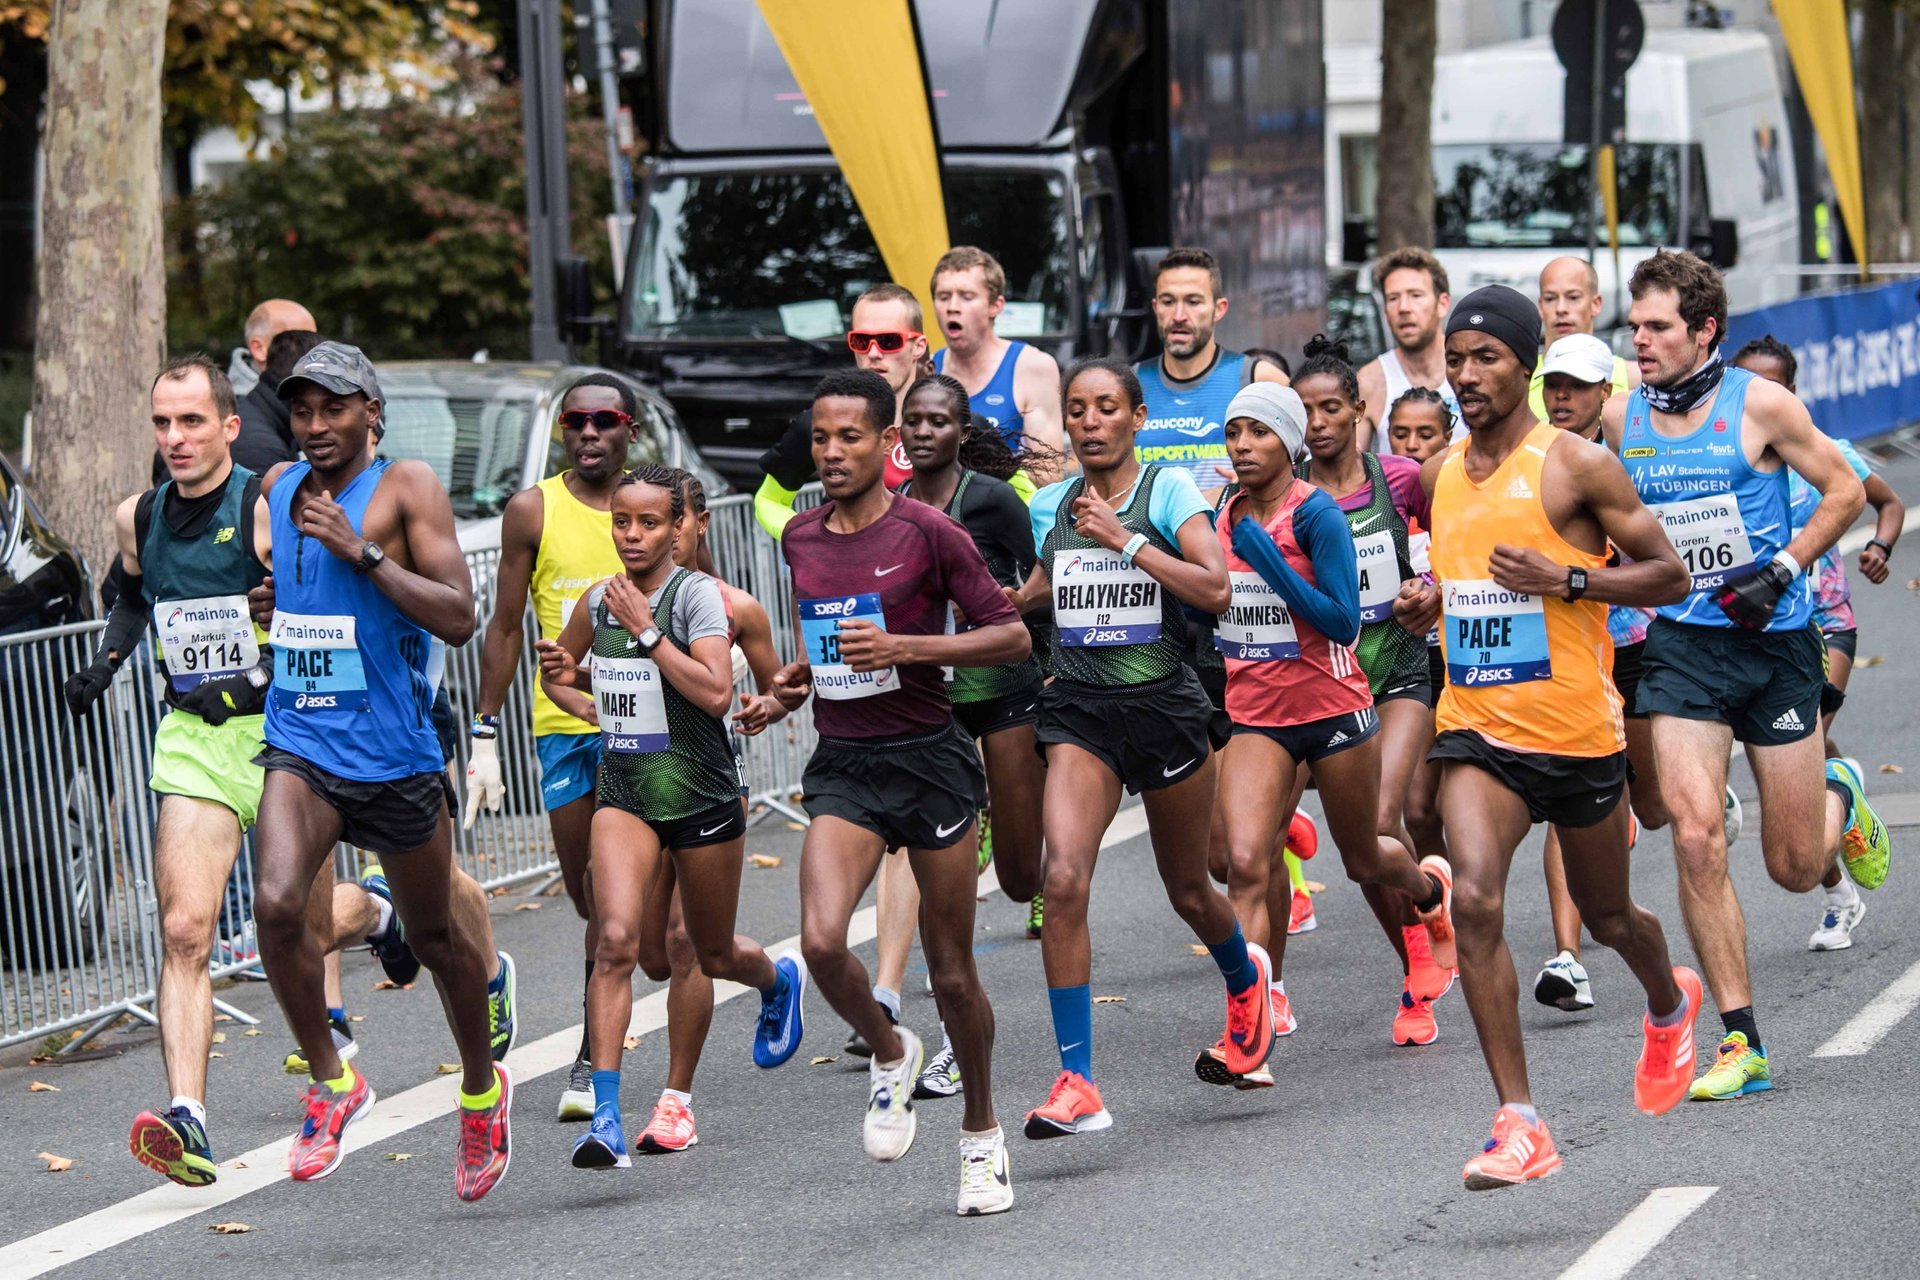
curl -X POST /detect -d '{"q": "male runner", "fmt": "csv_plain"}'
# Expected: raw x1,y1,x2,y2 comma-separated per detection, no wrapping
1394,285,1701,1188
931,246,1066,480
1356,247,1459,452
252,341,514,1201
769,368,1031,1215
1527,255,1638,420
1606,252,1883,1100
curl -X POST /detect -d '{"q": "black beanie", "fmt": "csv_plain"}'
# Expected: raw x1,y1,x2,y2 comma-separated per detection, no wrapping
1445,285,1542,369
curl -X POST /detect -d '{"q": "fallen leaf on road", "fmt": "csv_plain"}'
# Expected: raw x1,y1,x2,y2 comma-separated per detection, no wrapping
209,1222,252,1235
513,901,541,912
37,1152,73,1172
28,1081,59,1093
434,1063,460,1075
749,854,783,869
208,1052,223,1059
1880,763,1904,774
1856,654,1885,668
785,822,805,831
623,1035,642,1050
372,979,412,991
242,1029,261,1037
385,1153,412,1162
1093,996,1127,1005
543,882,566,896
214,1013,233,1023
810,1055,838,1065
491,886,507,897
230,1161,248,1169
1187,944,1209,956
211,1032,226,1044
348,1015,365,1023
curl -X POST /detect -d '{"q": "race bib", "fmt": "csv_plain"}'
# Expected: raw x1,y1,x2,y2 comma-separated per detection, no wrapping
1651,495,1756,593
799,593,900,701
1053,548,1161,647
271,612,368,713
153,595,258,693
1215,572,1299,661
593,654,668,753
1443,579,1550,687
1353,529,1400,624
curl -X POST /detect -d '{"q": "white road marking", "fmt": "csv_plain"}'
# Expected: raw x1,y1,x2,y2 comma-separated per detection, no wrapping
1812,958,1920,1057
1,804,1151,1276
1557,1186,1718,1280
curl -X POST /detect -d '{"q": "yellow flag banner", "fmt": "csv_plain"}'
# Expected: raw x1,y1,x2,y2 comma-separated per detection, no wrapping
1598,143,1619,253
1773,0,1866,277
755,0,950,345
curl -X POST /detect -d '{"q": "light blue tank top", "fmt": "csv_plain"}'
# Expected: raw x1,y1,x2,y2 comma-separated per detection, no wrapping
264,458,441,780
1620,366,1810,631
1133,349,1253,487
934,340,1027,448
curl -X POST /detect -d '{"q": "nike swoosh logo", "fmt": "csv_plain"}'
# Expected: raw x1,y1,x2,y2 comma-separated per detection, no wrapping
934,816,968,839
1059,1041,1083,1052
1350,513,1383,532
874,564,905,577
699,823,729,836
1163,759,1197,777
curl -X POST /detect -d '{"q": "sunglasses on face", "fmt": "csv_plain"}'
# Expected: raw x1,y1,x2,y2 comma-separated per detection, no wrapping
846,330,922,354
559,409,634,432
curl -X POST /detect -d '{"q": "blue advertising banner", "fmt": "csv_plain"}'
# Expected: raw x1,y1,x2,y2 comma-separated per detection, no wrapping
1723,277,1920,441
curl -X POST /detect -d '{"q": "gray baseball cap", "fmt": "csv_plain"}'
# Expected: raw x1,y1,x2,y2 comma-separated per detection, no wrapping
277,340,383,403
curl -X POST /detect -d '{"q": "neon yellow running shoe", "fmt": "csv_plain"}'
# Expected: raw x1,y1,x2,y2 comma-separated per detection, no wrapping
1025,893,1044,940
1828,759,1890,890
1687,1032,1771,1101
977,809,993,874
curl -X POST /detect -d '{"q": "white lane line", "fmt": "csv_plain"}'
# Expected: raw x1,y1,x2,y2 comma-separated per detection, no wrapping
2,804,1150,1276
1557,1186,1719,1280
1835,503,1920,556
1812,958,1920,1057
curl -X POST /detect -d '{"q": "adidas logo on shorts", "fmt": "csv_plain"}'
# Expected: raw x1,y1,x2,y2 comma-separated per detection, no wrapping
1772,707,1805,733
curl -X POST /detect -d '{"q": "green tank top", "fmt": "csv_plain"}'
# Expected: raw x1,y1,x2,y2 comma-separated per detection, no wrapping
1300,451,1427,696
1039,466,1189,687
137,466,270,715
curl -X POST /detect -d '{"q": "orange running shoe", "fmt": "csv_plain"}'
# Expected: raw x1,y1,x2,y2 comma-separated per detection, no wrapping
1392,982,1438,1046
1403,924,1455,1003
1462,1106,1561,1191
1288,888,1318,935
1634,966,1703,1116
1193,1037,1276,1090
1271,988,1298,1037
1286,810,1319,861
1416,855,1457,972
1221,943,1275,1076
288,1066,375,1182
454,1063,513,1203
1024,1070,1113,1138
637,1093,699,1153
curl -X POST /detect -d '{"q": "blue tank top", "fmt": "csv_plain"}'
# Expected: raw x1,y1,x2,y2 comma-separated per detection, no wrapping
934,340,1027,448
1133,349,1253,487
1620,366,1811,631
264,458,441,780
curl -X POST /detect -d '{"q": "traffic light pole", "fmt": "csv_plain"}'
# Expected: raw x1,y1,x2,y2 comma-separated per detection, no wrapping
519,0,573,362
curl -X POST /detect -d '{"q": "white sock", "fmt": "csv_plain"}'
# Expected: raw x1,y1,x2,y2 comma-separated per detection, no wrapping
872,985,902,1021
1504,1102,1539,1124
661,1088,691,1107
1269,979,1285,996
1826,876,1860,907
171,1095,206,1125
939,1020,951,1053
370,896,394,937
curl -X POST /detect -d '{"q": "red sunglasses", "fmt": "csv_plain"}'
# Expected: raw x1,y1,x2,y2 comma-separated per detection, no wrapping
559,409,634,431
847,330,923,354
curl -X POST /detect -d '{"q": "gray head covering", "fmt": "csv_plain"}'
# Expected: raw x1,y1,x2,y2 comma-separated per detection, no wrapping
1223,382,1308,462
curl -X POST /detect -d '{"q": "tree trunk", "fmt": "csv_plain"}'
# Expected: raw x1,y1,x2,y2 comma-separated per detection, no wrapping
1375,0,1437,253
29,0,169,589
1857,0,1903,269
1902,7,1920,260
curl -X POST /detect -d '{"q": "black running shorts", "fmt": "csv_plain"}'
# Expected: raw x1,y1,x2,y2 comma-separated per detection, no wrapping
1035,667,1214,794
599,792,745,850
951,680,1042,741
1231,706,1379,764
1427,730,1628,828
1637,618,1822,746
1611,639,1647,721
803,719,987,851
257,746,454,855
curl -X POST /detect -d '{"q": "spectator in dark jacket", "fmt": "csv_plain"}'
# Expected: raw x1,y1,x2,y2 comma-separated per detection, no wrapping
232,329,325,474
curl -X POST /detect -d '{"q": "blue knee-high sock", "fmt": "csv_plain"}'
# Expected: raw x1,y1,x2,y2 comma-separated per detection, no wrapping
1207,922,1261,995
592,1069,620,1116
1047,984,1094,1079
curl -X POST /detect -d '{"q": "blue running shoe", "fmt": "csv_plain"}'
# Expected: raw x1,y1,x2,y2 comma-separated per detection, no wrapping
489,950,518,1061
130,1104,217,1187
571,1106,631,1169
753,950,809,1068
360,863,420,986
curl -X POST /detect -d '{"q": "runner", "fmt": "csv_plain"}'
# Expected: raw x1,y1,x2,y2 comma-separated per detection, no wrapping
251,341,513,1201
1385,388,1454,877
895,373,1046,1100
1394,285,1702,1188
1293,335,1458,1043
931,245,1066,482
1610,252,1883,1101
1527,255,1638,421
1009,358,1276,1137
1199,381,1455,1087
1356,247,1460,452
1730,335,1905,953
534,464,803,1169
767,368,1029,1215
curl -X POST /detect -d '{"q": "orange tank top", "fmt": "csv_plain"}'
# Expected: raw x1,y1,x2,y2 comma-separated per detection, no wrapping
1430,423,1622,758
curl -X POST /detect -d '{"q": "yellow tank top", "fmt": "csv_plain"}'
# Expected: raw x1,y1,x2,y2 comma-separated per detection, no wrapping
530,473,623,736
1431,422,1621,758
1528,354,1630,420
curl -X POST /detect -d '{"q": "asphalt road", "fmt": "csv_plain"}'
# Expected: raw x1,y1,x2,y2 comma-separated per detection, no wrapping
5,452,1920,1280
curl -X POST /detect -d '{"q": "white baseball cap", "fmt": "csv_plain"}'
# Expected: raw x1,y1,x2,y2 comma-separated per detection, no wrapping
1539,333,1615,385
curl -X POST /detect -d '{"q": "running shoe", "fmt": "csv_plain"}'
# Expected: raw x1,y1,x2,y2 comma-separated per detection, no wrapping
914,1040,963,1098
1023,1069,1113,1138
1193,1036,1278,1090
1392,983,1439,1047
1462,1106,1561,1191
130,1104,216,1187
1809,895,1867,951
1288,888,1317,935
455,1063,513,1201
753,950,808,1068
843,995,898,1059
1026,893,1045,940
571,1106,631,1169
1635,966,1703,1116
557,1059,594,1121
1404,924,1455,1002
864,1027,924,1161
283,1014,359,1075
636,1093,698,1153
489,950,518,1061
1688,1032,1771,1101
1828,758,1891,890
1416,855,1457,971
1286,810,1319,860
360,863,419,986
1221,942,1275,1076
1722,786,1744,848
1271,988,1297,1037
288,1066,375,1182
957,1126,1014,1216
1533,950,1594,1012
977,809,993,873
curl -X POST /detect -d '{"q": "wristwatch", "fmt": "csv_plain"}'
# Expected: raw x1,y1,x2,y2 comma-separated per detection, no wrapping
636,625,664,655
354,541,385,574
1866,538,1894,557
1565,566,1588,601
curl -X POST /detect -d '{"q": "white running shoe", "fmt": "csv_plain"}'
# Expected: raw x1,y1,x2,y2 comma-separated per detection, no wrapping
557,1059,594,1121
1723,787,1744,847
956,1125,1014,1216
1533,950,1594,1012
913,1040,963,1099
863,1027,923,1162
1809,895,1866,952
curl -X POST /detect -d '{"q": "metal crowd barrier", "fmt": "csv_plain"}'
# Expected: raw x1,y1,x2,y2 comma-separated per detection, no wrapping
1,493,818,1051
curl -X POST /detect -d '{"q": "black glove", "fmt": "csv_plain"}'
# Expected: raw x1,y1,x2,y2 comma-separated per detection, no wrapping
175,679,239,726
1712,558,1795,629
63,659,115,717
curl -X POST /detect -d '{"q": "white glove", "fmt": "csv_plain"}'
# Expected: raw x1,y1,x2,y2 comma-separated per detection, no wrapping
463,735,504,830
730,643,750,689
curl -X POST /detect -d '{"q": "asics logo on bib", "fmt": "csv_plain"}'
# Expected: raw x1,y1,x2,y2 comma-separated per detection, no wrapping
294,693,339,709
1461,666,1514,685
1083,628,1132,644
810,597,863,617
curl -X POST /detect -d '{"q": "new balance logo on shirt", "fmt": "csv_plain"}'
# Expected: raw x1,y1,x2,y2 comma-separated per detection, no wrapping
1772,708,1805,733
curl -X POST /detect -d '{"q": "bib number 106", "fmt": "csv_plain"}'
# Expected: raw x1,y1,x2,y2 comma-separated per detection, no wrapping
1681,543,1736,576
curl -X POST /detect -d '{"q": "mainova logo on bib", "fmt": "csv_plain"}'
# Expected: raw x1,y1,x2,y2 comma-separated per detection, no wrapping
1053,548,1160,647
1443,580,1549,687
271,611,369,712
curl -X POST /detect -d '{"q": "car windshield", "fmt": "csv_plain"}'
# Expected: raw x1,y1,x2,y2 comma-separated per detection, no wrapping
628,169,1073,340
1434,143,1684,249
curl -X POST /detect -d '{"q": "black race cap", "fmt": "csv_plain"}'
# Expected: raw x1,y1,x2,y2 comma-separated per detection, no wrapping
277,340,383,403
1445,286,1542,370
